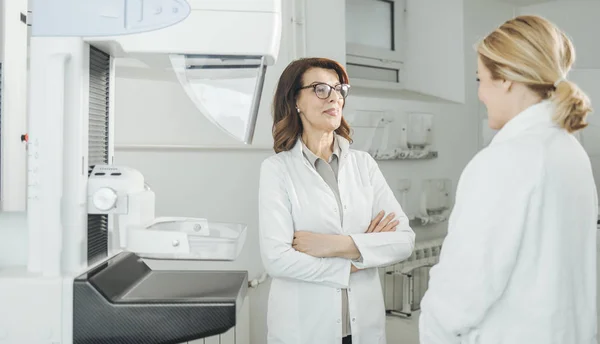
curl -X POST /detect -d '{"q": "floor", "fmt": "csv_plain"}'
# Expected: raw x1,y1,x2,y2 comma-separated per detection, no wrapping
385,311,420,344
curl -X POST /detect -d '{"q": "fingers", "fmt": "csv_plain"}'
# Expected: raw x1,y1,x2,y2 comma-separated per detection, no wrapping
366,211,385,233
292,238,305,253
292,232,301,248
292,231,308,251
381,219,400,232
367,211,401,233
373,212,396,233
293,231,308,245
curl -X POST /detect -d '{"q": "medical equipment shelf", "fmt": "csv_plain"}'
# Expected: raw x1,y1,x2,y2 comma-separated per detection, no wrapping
373,150,438,161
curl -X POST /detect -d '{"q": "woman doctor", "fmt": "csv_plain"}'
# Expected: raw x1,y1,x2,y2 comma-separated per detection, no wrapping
419,15,598,344
258,57,415,344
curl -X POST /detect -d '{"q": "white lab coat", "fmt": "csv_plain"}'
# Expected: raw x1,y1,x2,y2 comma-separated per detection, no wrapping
419,100,599,344
258,135,415,344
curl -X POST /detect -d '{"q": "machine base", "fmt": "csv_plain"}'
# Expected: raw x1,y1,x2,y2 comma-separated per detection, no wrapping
73,251,248,344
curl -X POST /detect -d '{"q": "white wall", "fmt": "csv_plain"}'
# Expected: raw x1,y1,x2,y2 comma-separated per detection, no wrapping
112,1,599,343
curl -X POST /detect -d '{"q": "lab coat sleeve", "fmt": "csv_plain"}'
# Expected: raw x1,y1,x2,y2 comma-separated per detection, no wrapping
419,147,541,343
258,157,352,289
349,153,415,269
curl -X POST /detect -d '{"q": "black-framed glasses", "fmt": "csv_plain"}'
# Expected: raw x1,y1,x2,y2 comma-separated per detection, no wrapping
298,83,351,99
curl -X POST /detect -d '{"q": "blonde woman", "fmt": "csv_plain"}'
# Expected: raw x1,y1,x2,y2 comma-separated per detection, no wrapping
419,15,598,344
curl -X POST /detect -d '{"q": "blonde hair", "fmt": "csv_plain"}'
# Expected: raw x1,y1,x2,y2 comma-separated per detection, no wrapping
477,15,592,133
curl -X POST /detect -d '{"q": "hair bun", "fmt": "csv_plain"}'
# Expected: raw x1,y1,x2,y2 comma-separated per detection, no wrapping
552,80,592,133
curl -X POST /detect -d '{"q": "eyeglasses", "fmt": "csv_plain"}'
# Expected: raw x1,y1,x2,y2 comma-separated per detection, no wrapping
298,83,351,99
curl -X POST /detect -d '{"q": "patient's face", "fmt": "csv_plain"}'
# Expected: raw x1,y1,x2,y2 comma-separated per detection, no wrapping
477,56,510,130
295,67,345,135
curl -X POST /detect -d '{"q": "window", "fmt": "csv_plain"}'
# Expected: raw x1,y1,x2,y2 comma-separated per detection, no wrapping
345,0,405,85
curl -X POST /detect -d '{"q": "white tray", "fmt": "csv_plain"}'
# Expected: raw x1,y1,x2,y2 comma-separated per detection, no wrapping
126,217,247,261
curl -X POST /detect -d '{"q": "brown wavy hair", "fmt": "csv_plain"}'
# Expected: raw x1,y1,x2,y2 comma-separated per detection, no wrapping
271,57,353,153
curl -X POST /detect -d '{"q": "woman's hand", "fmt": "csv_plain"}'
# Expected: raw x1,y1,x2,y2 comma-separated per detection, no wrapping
292,210,400,259
293,232,360,259
347,211,399,274
292,232,364,273
367,210,399,233
292,232,337,257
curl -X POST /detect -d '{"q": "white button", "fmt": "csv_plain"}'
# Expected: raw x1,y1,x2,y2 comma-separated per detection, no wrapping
348,288,351,292
337,319,341,324
336,289,341,293
92,187,118,211
352,317,356,322
334,208,337,212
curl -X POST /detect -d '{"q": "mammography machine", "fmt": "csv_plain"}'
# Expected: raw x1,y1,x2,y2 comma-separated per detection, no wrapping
0,0,281,343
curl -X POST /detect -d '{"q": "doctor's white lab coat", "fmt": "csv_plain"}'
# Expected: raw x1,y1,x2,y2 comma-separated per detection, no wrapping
258,136,415,344
419,100,599,344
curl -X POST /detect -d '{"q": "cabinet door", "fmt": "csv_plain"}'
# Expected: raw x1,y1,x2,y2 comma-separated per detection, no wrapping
404,0,465,104
346,0,405,63
345,0,406,88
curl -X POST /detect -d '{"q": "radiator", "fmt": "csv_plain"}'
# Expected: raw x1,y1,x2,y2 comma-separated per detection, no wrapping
186,295,251,344
380,238,444,317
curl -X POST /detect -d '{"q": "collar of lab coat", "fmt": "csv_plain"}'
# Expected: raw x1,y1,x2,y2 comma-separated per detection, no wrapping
490,100,557,146
293,133,350,158
293,133,350,168
301,135,341,166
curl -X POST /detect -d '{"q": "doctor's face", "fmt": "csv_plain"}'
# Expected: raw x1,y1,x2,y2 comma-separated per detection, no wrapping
477,56,511,130
296,68,348,134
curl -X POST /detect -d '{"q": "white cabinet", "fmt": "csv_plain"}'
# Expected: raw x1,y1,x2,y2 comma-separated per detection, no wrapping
344,0,466,104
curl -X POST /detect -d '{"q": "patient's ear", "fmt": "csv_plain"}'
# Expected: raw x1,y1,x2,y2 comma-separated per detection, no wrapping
500,79,513,93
